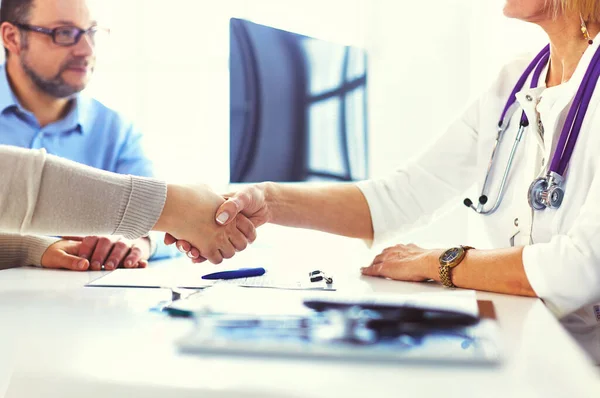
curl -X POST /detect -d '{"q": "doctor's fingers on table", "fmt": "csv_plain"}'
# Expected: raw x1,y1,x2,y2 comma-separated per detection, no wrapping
41,240,90,271
369,243,423,264
361,243,433,282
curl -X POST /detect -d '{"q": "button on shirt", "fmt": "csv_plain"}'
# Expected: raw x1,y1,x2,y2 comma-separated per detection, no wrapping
0,64,176,260
357,41,600,362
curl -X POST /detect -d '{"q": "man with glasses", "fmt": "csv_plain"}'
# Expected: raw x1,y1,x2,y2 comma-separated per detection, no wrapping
0,0,178,271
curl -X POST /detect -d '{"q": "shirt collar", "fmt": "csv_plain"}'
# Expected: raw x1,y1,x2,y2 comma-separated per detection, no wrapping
0,64,21,114
69,95,94,135
0,63,93,135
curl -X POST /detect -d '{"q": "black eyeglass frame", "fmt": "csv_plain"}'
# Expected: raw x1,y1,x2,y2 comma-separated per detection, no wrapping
12,23,109,47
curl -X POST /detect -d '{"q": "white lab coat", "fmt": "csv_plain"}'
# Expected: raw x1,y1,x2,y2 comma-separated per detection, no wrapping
358,40,600,362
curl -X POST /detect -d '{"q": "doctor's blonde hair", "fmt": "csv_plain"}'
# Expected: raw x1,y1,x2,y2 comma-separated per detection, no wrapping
547,0,600,22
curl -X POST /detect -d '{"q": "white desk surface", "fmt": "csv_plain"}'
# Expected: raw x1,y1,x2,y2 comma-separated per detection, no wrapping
1,226,599,398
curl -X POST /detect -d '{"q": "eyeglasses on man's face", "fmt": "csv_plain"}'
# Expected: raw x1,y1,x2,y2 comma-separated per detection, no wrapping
13,23,110,47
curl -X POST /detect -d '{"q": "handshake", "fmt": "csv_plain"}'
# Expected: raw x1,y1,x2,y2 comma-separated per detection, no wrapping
40,183,270,271
153,183,271,264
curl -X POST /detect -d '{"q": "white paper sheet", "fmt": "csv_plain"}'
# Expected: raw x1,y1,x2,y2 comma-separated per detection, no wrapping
86,262,334,290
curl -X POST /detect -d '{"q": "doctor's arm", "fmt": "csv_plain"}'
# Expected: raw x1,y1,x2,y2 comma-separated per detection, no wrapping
361,244,536,297
218,183,375,240
170,96,482,259
165,183,374,262
209,99,480,234
363,168,600,312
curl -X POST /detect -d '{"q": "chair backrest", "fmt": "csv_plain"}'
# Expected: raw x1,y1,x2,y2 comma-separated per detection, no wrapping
229,18,307,183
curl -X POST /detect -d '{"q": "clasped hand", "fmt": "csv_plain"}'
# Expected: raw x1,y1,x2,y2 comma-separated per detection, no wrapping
164,184,269,262
155,184,257,264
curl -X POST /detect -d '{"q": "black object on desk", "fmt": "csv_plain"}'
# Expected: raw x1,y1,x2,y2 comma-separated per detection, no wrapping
309,270,333,285
303,298,480,329
175,291,501,365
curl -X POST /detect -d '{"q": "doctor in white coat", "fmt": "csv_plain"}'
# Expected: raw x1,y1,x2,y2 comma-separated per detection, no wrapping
175,0,600,360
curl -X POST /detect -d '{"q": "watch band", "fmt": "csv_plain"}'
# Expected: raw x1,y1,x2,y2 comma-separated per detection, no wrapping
439,263,455,288
439,245,474,288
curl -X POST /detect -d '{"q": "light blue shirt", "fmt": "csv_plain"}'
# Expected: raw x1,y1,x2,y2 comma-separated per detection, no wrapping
0,64,177,260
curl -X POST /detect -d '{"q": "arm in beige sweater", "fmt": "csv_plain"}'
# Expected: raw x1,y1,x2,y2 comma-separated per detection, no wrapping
0,145,166,269
0,145,166,238
0,233,59,270
0,145,258,267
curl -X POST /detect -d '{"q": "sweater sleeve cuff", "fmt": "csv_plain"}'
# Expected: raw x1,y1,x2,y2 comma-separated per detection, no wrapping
24,236,62,267
0,235,60,269
113,177,167,240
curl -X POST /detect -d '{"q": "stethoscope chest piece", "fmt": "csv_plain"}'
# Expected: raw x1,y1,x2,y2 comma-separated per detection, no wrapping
527,172,565,210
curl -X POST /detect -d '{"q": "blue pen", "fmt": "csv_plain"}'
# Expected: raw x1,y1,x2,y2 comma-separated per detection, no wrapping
201,267,266,280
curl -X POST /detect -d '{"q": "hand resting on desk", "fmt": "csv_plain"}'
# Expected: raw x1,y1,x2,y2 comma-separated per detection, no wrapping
360,243,441,282
40,238,149,271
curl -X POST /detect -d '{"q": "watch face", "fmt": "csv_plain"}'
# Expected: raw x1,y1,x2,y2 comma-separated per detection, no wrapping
441,247,461,263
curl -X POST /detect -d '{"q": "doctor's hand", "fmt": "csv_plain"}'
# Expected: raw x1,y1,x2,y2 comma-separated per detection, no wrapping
360,243,440,282
215,183,272,228
155,184,257,264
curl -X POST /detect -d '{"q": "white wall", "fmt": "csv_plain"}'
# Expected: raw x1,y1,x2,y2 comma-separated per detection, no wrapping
364,0,473,248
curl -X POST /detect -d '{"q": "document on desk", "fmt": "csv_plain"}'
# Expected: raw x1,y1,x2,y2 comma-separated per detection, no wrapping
86,263,334,290
168,287,479,318
176,289,502,365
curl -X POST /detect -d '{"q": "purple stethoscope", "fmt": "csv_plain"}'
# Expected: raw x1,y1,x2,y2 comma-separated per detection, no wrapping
464,43,600,214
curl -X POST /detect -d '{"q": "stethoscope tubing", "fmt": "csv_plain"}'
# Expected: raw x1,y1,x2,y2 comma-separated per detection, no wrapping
468,43,600,214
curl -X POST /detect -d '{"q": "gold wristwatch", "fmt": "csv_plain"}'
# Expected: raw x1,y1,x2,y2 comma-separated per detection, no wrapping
439,246,474,288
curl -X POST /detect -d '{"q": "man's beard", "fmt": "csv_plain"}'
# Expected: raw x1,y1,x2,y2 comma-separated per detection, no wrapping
20,52,91,99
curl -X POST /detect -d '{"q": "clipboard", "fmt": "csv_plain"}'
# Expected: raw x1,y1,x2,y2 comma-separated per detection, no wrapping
175,290,502,365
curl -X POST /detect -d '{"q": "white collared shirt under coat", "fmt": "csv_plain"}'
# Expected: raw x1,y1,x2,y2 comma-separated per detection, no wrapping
357,40,600,359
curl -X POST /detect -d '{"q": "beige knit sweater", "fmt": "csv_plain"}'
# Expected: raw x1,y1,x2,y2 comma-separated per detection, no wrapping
0,145,167,269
